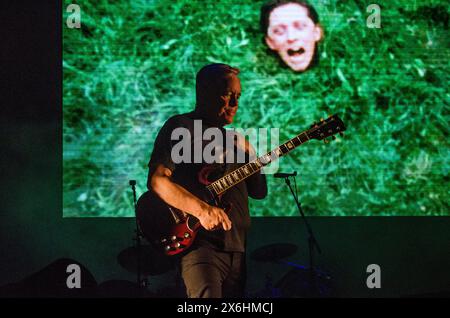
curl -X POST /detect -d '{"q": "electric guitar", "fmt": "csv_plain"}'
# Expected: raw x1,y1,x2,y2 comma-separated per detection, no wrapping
136,114,346,256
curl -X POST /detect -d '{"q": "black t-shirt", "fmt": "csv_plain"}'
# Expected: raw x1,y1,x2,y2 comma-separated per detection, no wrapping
148,111,267,252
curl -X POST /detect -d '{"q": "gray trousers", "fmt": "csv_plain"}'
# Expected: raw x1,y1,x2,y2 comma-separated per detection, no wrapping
180,246,246,298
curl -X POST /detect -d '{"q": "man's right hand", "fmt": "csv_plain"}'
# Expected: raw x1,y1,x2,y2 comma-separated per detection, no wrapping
198,205,232,231
149,164,232,231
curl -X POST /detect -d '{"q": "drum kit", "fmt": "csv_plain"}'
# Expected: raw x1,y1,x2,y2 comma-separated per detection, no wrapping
104,180,333,297
109,241,333,298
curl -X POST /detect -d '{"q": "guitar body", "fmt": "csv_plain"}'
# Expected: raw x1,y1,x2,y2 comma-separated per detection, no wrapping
136,190,204,256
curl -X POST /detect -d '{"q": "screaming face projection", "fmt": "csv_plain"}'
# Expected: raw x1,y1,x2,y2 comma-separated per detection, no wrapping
261,1,322,72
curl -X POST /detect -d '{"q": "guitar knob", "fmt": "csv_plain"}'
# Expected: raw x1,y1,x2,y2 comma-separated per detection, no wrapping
164,245,171,251
324,139,329,144
184,232,191,239
171,235,177,242
175,242,181,248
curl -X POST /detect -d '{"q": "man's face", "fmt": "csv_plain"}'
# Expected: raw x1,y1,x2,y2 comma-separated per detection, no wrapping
200,74,241,126
265,3,322,72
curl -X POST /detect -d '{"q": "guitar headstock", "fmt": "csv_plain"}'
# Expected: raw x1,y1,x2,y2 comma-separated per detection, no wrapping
307,114,346,143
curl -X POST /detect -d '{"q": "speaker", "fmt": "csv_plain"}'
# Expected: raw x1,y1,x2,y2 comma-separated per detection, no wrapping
0,258,97,297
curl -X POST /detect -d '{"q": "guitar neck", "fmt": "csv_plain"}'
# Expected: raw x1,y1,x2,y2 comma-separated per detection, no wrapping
206,131,311,196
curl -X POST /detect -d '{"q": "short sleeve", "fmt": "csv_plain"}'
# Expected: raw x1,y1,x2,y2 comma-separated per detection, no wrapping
147,117,179,173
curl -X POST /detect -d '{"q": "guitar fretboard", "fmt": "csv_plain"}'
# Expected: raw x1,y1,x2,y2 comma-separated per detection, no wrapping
206,131,310,196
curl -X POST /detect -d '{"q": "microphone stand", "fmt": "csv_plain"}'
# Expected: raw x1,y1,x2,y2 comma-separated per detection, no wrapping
282,174,322,297
129,180,147,292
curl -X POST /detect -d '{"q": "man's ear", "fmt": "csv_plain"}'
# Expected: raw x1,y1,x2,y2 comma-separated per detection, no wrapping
265,36,276,50
313,25,323,42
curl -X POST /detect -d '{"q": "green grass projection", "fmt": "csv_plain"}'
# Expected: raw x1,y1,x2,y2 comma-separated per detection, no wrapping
63,0,449,217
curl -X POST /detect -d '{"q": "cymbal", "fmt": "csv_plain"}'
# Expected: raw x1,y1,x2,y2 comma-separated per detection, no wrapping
117,245,174,276
250,243,298,262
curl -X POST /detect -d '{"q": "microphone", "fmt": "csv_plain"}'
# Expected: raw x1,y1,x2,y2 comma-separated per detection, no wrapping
273,171,297,178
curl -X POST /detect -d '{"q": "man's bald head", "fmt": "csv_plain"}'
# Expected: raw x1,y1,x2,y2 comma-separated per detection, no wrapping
196,63,240,108
194,63,241,126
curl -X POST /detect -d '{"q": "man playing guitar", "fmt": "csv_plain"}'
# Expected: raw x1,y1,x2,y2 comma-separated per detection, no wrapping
145,63,268,298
